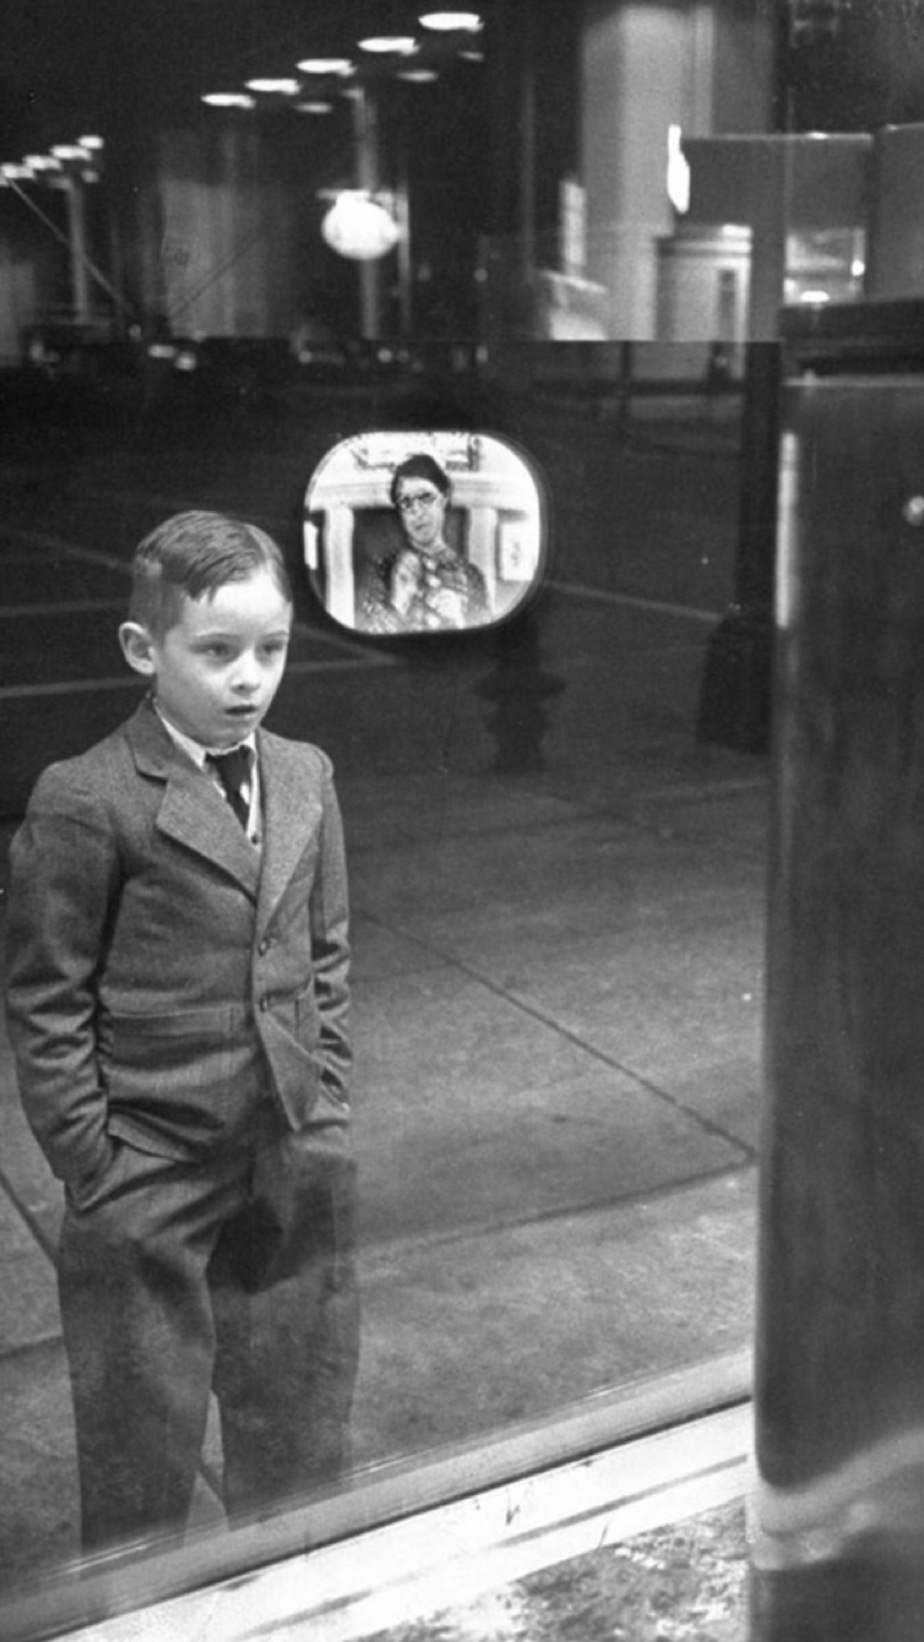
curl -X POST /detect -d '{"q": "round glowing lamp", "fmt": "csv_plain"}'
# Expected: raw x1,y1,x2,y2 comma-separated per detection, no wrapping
322,192,400,261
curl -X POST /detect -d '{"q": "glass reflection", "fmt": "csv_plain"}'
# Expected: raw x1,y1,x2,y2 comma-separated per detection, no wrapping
0,0,818,1621
0,363,761,1626
303,431,544,634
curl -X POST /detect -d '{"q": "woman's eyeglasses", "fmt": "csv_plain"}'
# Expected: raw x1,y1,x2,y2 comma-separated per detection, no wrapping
396,490,442,514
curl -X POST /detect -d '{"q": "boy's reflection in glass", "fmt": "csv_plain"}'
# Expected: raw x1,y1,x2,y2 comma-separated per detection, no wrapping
359,454,491,633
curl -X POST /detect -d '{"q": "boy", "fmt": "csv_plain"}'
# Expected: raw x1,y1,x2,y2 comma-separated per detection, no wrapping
4,511,358,1555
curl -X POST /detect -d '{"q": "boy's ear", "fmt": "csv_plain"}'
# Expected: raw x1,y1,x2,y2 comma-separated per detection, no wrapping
119,621,157,677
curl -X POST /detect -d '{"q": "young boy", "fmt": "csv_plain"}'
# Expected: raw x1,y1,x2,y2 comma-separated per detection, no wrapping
4,511,358,1556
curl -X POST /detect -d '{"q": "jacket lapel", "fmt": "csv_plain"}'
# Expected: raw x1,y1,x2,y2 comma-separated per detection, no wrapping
256,733,324,936
126,700,261,900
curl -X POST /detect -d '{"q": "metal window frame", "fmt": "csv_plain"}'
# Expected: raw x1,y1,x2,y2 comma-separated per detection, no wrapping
1,1349,751,1642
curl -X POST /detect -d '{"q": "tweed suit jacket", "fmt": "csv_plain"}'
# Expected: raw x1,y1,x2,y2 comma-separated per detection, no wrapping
4,698,351,1192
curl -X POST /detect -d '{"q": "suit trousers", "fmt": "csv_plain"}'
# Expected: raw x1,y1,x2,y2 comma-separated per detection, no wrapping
56,1113,359,1555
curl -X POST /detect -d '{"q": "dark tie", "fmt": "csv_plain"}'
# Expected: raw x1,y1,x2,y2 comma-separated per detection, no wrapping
207,747,252,830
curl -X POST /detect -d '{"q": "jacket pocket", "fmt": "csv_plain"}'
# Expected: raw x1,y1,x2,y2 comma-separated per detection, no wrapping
99,1004,258,1143
102,1003,247,1067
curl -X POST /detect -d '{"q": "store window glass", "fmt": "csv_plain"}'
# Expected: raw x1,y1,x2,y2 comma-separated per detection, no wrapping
14,0,924,1630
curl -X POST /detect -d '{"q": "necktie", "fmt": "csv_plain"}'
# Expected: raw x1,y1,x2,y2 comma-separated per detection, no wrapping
207,747,252,830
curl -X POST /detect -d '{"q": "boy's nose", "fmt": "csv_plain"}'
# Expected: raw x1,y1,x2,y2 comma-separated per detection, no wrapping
233,659,261,692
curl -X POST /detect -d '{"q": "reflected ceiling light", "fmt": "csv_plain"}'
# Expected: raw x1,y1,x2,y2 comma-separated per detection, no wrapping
202,92,256,108
459,49,485,60
297,57,354,74
419,11,483,29
78,134,104,150
358,36,418,53
246,77,301,94
51,143,93,161
296,100,334,114
398,68,439,82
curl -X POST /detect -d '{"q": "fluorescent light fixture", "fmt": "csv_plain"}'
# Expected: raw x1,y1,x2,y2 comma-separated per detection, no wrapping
419,10,483,29
358,36,418,54
24,154,62,171
51,143,93,161
666,124,690,214
296,101,334,114
399,68,439,82
246,78,301,94
1,163,33,179
800,289,831,304
202,93,256,108
460,49,485,60
297,57,354,74
78,134,104,150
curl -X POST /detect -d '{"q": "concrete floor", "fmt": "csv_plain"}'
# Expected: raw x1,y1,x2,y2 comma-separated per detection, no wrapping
0,376,763,1631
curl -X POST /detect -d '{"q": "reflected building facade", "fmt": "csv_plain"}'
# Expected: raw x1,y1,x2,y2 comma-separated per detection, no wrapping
13,1,924,368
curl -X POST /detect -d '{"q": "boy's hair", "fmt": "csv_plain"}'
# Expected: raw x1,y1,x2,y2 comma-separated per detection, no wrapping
389,454,451,508
128,511,293,636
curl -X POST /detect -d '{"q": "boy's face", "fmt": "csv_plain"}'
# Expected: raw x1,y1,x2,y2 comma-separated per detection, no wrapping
120,567,292,749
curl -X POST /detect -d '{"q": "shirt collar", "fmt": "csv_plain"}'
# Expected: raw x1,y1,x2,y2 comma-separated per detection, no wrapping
153,701,256,770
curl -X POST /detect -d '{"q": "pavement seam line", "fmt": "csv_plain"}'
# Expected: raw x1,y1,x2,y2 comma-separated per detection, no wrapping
354,909,758,1163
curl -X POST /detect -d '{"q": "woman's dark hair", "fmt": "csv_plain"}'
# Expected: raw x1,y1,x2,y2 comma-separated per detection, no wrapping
389,453,451,508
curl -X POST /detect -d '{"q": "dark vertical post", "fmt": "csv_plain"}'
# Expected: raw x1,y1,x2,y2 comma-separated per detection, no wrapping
751,306,924,1641
695,330,780,754
353,85,382,340
697,0,794,755
518,0,537,302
